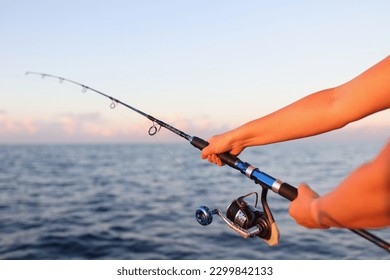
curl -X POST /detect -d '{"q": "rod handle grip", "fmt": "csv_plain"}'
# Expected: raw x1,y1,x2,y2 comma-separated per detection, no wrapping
190,136,238,168
279,182,298,201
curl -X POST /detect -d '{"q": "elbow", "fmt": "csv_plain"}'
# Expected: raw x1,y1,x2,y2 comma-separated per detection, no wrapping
325,87,352,129
328,86,366,129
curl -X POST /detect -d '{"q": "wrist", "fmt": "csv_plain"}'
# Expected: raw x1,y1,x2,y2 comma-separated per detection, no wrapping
226,127,247,150
231,123,260,148
310,199,329,229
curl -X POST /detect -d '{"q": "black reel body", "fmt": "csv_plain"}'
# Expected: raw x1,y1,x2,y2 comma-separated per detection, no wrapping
226,194,271,240
196,189,279,246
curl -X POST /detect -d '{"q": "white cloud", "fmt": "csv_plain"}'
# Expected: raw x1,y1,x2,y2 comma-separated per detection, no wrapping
0,109,219,143
0,108,388,144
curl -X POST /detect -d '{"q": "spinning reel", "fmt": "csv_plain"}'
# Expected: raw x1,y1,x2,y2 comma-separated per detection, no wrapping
195,188,279,246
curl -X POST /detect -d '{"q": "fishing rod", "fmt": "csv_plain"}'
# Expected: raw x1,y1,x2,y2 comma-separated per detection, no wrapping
26,71,390,253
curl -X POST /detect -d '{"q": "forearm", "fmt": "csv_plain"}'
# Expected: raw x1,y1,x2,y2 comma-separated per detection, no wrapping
231,87,345,147
315,142,390,229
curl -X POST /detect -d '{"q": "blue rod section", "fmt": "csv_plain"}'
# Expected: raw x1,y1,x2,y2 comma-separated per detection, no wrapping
235,161,276,188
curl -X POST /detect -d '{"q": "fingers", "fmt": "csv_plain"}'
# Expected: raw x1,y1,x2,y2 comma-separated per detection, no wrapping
201,146,224,166
206,154,223,166
201,145,211,160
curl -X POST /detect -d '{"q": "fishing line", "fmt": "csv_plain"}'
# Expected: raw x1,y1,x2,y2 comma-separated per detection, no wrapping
154,137,219,210
101,99,221,215
115,104,219,211
118,111,220,212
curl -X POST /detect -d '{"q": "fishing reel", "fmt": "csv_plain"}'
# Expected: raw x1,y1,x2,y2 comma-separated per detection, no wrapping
195,188,279,246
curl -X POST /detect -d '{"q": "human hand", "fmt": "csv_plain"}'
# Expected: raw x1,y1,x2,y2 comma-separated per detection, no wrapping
289,183,329,229
201,131,245,166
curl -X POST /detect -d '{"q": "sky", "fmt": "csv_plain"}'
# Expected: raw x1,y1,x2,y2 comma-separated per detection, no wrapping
1,0,389,144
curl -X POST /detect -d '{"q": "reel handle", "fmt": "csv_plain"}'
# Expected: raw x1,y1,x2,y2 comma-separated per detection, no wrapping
195,206,217,226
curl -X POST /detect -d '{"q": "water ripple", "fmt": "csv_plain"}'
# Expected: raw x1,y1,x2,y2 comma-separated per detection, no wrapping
0,142,389,259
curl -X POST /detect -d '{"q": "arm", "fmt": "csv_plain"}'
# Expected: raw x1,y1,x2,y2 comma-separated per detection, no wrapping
201,55,390,165
289,140,390,229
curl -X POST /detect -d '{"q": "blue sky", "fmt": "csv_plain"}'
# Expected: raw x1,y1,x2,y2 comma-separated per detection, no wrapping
1,0,389,143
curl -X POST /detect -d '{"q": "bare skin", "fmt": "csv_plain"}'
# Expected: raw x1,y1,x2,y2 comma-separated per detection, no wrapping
290,142,390,229
201,55,390,229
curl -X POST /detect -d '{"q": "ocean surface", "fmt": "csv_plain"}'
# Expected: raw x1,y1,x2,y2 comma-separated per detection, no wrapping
1,140,389,260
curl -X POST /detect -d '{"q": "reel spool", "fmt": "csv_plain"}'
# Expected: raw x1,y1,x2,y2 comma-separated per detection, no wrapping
195,189,279,246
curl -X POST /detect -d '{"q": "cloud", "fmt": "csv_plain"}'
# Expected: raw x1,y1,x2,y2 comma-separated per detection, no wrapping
1,108,389,144
0,110,38,135
0,111,114,143
0,109,223,143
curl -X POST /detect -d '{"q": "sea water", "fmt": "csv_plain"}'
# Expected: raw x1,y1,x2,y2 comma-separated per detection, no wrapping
0,141,389,259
